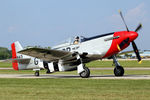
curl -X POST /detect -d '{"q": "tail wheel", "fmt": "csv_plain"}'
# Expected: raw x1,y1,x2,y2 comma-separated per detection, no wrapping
114,66,124,76
79,67,90,78
35,71,39,76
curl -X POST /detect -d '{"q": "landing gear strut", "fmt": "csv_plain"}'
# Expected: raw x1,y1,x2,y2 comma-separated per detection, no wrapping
76,54,90,78
112,55,124,76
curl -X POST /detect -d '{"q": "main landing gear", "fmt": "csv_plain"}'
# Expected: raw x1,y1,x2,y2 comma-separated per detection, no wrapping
112,55,124,76
79,66,90,78
76,54,90,78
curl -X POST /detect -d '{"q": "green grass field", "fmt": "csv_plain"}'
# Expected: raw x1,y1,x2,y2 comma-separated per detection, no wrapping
1,69,150,76
1,60,150,68
0,78,150,100
0,60,150,100
86,60,150,68
0,62,12,68
0,60,150,75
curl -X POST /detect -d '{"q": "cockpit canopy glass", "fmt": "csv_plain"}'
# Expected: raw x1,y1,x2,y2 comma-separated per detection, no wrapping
58,36,87,45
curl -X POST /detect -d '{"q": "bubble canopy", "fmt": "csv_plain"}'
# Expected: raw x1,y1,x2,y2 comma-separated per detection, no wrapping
52,36,86,49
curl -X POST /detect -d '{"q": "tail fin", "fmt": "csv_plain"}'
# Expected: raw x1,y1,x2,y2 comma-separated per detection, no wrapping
11,41,23,70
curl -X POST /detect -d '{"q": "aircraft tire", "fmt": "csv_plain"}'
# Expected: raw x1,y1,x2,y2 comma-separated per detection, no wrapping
114,66,124,76
35,71,40,76
79,67,90,78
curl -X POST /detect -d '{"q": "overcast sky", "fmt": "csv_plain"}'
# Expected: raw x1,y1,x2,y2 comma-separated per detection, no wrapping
0,0,150,50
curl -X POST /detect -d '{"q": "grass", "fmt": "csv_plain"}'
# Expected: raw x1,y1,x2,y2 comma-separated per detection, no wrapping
86,60,150,68
0,60,150,77
0,60,150,75
1,69,150,76
0,78,150,100
0,62,12,68
1,60,150,68
0,61,150,100
91,70,150,75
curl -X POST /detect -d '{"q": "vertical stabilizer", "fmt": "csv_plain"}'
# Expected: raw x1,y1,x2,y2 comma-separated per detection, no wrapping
13,41,23,52
11,41,23,70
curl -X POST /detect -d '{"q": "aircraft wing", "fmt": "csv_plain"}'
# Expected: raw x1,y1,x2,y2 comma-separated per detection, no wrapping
12,58,31,64
19,48,102,66
18,48,72,62
61,54,102,66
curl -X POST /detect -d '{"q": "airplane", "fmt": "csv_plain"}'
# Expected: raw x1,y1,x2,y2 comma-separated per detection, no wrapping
11,11,142,78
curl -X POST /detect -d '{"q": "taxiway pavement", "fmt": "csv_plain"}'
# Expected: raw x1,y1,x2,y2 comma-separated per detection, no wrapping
1,67,150,70
1,67,150,79
0,74,150,79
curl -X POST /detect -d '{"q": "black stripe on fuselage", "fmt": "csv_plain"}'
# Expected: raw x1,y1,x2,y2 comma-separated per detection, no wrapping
81,32,114,42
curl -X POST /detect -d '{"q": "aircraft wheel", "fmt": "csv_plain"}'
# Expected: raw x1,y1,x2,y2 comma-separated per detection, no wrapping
114,66,124,76
35,71,39,76
79,67,90,78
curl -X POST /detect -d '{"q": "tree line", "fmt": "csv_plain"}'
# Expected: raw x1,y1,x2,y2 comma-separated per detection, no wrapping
0,47,12,60
0,46,51,60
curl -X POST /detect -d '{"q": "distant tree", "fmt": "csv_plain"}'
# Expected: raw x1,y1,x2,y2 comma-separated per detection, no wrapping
45,46,51,49
0,47,12,60
124,53,132,58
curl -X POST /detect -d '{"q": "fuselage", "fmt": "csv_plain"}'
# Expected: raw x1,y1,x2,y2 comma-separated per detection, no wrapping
53,31,138,59
11,31,139,76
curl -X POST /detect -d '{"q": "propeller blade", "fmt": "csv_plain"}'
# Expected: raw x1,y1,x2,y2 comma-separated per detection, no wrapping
119,10,129,32
132,41,142,63
135,23,142,32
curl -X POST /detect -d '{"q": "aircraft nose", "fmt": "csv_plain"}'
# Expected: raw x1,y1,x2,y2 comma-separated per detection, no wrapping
129,31,138,42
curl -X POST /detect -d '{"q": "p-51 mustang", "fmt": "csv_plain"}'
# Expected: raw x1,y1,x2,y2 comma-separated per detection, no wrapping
11,11,142,78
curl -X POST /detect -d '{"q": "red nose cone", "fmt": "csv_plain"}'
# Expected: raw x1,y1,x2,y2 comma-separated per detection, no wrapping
129,31,138,42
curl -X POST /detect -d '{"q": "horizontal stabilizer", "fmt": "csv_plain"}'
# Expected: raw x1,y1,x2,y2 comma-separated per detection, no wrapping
12,58,31,64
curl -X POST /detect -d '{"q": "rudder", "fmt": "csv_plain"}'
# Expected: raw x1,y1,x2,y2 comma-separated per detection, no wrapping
11,41,23,70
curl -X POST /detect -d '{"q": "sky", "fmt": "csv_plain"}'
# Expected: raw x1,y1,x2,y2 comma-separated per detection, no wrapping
0,0,150,50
